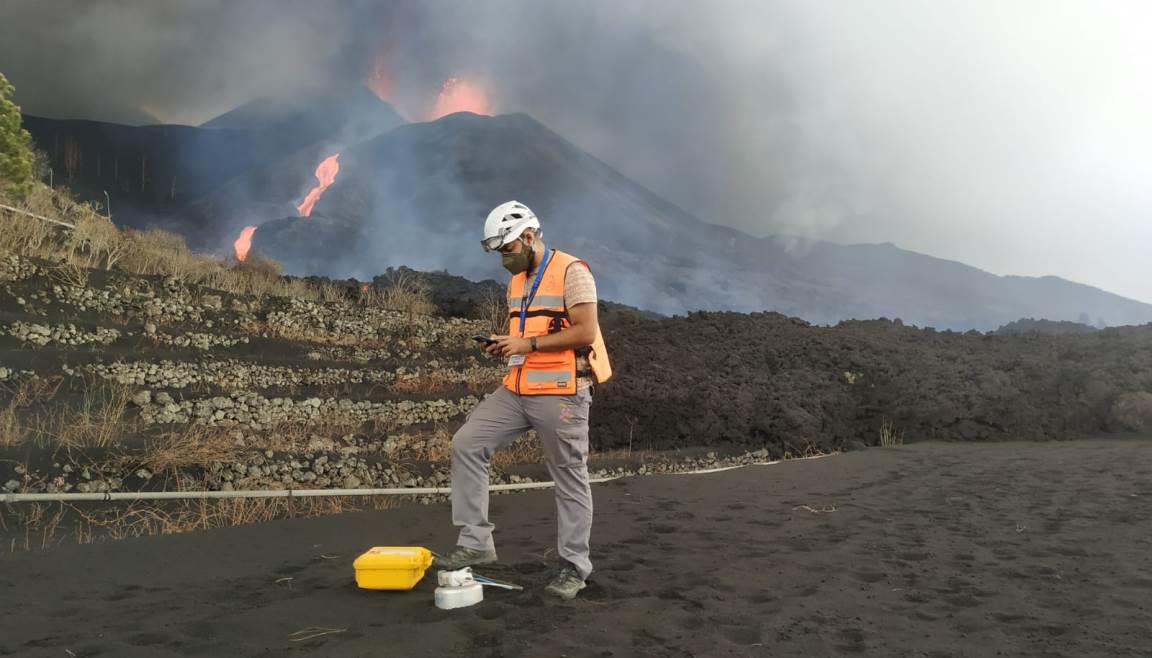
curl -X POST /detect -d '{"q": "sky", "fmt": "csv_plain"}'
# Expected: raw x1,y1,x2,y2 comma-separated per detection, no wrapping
2,0,1150,302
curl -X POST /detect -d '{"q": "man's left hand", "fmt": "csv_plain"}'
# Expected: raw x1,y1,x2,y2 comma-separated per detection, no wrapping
488,335,532,357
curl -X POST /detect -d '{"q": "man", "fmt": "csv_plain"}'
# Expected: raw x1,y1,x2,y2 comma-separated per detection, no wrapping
437,200,612,600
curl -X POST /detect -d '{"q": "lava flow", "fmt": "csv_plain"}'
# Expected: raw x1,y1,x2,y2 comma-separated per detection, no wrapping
429,77,492,120
297,154,341,217
234,225,257,262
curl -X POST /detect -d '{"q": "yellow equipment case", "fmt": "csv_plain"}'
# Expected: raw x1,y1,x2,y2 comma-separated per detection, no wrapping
353,546,433,591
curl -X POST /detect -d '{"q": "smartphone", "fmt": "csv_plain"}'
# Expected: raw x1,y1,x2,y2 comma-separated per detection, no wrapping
472,335,496,346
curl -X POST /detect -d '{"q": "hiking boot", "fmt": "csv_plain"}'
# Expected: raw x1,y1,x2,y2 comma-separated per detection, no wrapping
435,545,498,570
544,563,587,600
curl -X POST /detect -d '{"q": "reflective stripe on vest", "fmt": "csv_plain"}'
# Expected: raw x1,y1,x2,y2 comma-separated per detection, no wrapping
508,294,565,309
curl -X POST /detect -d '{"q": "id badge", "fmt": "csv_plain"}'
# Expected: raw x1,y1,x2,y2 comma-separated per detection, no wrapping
507,355,526,368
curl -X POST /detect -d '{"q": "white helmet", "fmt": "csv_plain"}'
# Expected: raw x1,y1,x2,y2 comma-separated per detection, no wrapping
481,200,540,252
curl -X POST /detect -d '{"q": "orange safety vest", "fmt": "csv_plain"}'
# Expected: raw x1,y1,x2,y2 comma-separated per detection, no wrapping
502,249,612,395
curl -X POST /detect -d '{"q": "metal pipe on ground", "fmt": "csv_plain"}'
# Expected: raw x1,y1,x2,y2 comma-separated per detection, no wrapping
0,454,834,504
0,203,77,229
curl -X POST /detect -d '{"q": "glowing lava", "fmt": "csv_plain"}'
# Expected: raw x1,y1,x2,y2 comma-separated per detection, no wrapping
297,154,341,217
234,225,257,262
429,77,492,120
234,152,341,262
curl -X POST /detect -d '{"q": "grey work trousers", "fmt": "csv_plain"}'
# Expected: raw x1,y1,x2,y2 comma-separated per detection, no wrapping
451,386,595,579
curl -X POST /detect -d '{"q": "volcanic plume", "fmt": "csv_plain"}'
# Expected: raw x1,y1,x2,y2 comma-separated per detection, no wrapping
296,154,341,217
429,78,492,120
364,50,393,104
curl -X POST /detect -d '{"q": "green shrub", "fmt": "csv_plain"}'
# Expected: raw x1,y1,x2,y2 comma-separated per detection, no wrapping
0,72,34,197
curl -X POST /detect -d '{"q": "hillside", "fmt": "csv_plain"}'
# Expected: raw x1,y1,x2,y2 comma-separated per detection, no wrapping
247,112,1152,330
23,103,1152,330
20,84,405,248
20,106,1152,331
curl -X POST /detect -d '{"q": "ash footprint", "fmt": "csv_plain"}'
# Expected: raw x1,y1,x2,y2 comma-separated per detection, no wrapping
476,603,513,620
721,622,763,646
657,587,704,610
104,584,143,602
512,562,548,575
677,614,705,631
742,591,779,605
837,627,867,654
851,571,887,584
127,632,168,647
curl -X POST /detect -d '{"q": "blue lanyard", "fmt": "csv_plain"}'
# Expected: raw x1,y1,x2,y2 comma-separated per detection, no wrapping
518,249,553,336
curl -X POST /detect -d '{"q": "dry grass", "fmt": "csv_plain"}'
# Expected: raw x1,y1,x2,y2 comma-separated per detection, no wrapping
2,496,402,551
377,429,542,468
118,228,223,285
477,286,509,336
0,204,59,258
782,441,827,460
378,269,436,319
13,376,138,450
47,260,90,288
254,418,364,453
1,502,71,552
0,403,18,447
69,212,130,269
491,433,543,469
316,281,349,304
56,378,136,450
253,323,385,348
390,371,464,395
879,418,905,447
0,376,65,447
209,253,286,298
1,375,65,408
379,429,453,463
1113,391,1152,430
142,425,243,475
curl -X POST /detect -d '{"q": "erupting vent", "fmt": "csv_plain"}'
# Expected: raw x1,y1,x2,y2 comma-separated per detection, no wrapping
429,77,492,120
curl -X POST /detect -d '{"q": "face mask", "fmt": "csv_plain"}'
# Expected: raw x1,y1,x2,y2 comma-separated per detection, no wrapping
501,241,534,274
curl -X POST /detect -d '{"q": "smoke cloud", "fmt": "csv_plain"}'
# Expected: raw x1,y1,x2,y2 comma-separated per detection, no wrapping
2,1,1151,302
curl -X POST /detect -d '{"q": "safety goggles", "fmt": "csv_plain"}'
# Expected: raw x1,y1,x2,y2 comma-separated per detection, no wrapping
481,229,514,252
481,235,505,252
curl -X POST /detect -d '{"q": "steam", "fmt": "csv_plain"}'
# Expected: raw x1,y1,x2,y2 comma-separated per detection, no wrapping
2,1,1151,301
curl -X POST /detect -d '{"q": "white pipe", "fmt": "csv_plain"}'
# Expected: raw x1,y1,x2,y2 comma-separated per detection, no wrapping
0,454,834,504
0,203,76,229
0,477,617,503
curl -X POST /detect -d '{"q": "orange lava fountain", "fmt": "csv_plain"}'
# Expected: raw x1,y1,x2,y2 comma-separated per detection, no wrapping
234,225,257,262
297,154,341,217
429,77,492,120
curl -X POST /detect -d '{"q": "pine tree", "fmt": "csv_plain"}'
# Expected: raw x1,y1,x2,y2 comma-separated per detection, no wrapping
0,72,34,198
